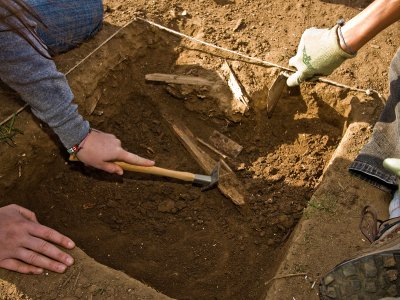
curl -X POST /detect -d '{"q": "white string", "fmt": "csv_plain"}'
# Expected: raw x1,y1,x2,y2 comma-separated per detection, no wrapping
137,17,292,71
138,17,385,101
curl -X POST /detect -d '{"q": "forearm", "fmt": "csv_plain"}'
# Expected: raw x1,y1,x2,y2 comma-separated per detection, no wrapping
0,30,89,148
341,0,400,52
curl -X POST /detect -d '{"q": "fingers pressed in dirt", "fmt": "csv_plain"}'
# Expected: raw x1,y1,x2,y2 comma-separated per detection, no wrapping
29,222,75,250
0,204,75,274
0,258,43,274
17,248,68,273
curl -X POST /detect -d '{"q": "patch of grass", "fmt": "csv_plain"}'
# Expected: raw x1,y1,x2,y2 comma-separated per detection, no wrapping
293,263,307,274
0,114,23,146
304,194,338,218
303,232,311,243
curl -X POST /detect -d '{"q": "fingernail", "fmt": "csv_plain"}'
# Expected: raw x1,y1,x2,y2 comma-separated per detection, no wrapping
35,268,44,274
66,256,74,266
67,240,75,248
58,264,67,273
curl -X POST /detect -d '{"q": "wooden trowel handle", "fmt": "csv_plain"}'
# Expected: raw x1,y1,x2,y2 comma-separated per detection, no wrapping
115,162,196,182
69,155,195,182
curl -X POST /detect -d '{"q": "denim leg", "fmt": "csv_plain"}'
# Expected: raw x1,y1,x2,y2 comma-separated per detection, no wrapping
25,0,103,54
349,48,400,192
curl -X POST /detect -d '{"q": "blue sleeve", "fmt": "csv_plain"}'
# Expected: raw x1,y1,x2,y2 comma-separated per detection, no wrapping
0,30,89,148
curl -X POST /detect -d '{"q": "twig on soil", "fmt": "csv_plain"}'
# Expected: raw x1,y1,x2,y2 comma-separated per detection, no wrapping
220,159,234,173
73,270,81,290
264,273,307,287
0,105,28,127
311,280,317,289
196,137,228,159
138,18,385,102
60,269,76,288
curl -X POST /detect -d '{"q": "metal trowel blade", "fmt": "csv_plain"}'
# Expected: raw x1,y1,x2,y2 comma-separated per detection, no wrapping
267,72,288,118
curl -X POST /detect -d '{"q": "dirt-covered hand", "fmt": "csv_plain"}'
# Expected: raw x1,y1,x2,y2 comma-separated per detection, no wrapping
0,204,75,274
76,129,155,175
287,25,355,87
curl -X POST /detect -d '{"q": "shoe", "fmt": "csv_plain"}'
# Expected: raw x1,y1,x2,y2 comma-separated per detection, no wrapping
319,206,400,299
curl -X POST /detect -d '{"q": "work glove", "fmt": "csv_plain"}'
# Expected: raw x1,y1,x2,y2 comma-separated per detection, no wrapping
287,25,355,87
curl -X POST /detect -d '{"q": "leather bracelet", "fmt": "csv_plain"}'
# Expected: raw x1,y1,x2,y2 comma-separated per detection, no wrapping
337,19,357,55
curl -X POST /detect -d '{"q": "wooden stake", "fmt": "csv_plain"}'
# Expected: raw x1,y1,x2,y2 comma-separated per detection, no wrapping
210,130,243,158
145,73,214,86
219,61,250,114
167,118,246,205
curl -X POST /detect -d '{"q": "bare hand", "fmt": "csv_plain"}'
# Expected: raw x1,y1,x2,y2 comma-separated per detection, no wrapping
0,204,75,274
76,129,155,175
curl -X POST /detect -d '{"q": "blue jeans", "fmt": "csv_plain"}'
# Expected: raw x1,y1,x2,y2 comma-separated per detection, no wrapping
26,0,103,53
349,48,400,192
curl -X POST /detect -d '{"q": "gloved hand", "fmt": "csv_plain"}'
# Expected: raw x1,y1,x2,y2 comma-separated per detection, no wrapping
287,25,355,87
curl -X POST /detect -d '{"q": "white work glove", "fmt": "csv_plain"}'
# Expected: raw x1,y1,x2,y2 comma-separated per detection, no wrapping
287,25,355,87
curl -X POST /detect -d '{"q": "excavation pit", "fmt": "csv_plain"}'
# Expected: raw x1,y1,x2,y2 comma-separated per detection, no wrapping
0,21,382,300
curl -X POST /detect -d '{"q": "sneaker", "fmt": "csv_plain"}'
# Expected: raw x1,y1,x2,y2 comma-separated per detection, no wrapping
319,206,400,299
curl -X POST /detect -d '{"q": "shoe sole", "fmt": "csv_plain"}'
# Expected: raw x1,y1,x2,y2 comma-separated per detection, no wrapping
319,250,400,299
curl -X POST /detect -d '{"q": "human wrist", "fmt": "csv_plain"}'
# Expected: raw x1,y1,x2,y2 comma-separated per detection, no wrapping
66,128,92,155
328,25,355,60
337,20,358,55
339,23,363,54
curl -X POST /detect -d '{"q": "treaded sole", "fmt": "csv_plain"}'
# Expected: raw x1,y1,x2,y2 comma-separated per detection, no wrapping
319,251,400,299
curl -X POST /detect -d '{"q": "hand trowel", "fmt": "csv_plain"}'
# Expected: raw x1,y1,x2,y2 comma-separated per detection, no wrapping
266,72,290,118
